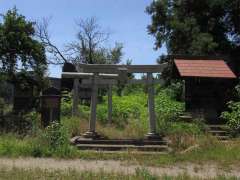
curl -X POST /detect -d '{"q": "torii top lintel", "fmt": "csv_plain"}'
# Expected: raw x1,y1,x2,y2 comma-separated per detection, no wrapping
77,63,168,73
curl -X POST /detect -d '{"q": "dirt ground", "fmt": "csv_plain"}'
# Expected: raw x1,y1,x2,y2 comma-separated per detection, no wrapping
0,158,239,178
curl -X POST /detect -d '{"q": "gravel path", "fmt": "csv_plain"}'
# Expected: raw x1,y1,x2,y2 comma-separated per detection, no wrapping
0,158,239,178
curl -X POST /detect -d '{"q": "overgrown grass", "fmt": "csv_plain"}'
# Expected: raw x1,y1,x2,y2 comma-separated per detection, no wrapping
0,133,240,168
0,134,34,157
0,167,237,180
0,122,79,158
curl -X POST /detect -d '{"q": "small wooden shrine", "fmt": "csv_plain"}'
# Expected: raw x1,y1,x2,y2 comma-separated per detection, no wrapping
173,58,237,124
41,87,61,127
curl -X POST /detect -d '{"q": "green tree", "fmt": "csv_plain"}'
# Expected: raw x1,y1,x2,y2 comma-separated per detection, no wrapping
0,7,47,86
146,0,240,72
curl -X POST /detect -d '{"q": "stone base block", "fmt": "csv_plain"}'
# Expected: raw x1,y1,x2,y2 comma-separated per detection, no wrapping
82,131,101,139
145,133,162,140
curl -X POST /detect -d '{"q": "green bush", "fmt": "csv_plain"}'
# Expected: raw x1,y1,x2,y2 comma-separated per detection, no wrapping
43,122,68,150
155,90,184,134
121,84,145,96
96,93,147,128
221,101,240,136
163,81,184,101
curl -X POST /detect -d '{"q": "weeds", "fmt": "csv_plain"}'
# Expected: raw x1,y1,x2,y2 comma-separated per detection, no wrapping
0,167,238,180
31,122,78,158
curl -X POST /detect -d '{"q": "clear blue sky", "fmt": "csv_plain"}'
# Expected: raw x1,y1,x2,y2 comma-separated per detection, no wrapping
0,0,166,77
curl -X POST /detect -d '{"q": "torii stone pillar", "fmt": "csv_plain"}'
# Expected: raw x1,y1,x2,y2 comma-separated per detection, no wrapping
81,73,118,138
108,85,112,124
83,73,100,138
72,79,79,116
145,72,160,139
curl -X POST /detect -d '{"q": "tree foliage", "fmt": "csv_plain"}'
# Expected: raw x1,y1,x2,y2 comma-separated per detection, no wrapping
146,0,240,57
147,0,240,77
0,7,47,95
0,8,47,78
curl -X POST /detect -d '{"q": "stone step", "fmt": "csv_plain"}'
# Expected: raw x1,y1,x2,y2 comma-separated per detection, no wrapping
72,138,167,146
207,125,229,131
216,135,230,141
205,125,231,141
208,130,229,136
179,115,193,122
82,150,169,154
76,144,170,152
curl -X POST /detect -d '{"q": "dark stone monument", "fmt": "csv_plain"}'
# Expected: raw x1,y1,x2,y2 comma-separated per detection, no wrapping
13,85,34,113
41,87,61,127
12,72,38,114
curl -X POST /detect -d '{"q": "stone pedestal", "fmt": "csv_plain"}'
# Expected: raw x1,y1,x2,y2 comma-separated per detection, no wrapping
145,132,161,140
82,130,101,139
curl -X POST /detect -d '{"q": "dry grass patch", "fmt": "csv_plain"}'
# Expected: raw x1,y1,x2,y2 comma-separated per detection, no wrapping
62,116,147,139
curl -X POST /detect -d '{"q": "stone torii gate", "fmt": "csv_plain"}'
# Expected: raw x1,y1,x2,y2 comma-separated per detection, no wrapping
62,63,167,139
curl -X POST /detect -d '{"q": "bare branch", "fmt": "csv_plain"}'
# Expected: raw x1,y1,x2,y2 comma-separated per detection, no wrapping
35,17,68,65
67,17,110,64
35,16,121,66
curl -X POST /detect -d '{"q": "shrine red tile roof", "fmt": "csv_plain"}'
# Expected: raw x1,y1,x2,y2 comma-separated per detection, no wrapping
174,59,236,78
